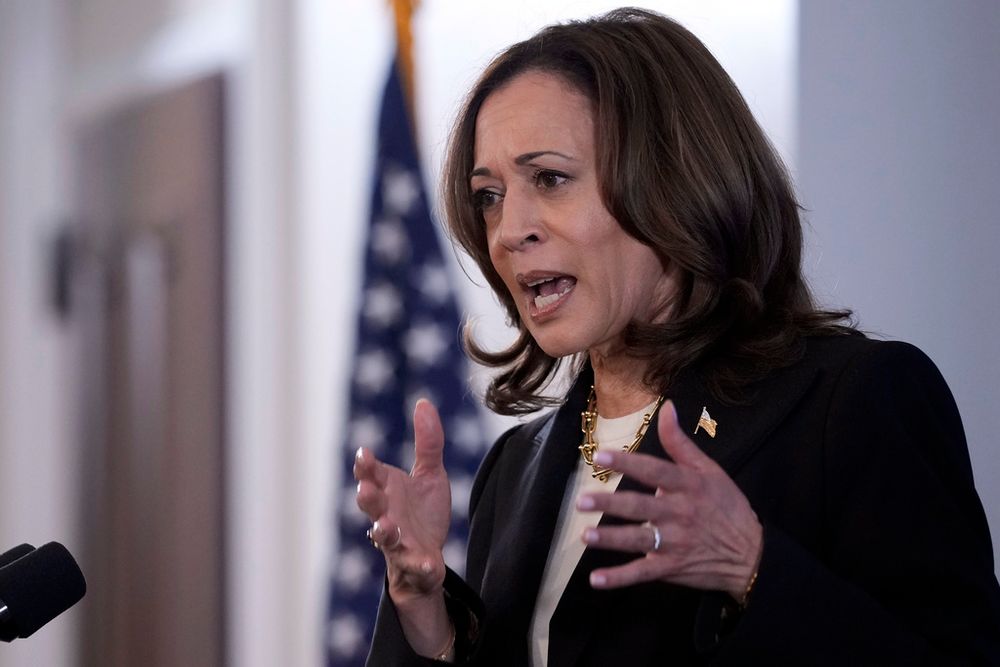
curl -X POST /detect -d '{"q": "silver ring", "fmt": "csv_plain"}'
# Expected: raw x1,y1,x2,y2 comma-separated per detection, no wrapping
650,524,662,552
367,521,402,551
383,524,402,550
366,526,380,550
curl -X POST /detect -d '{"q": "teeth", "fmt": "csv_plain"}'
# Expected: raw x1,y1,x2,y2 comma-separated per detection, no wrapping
533,282,573,309
534,292,562,308
526,277,555,287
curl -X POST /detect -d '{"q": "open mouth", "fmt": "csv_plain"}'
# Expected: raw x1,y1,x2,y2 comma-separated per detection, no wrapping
522,274,577,312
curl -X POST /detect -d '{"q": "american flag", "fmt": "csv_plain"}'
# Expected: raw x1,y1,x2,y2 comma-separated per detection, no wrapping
325,56,488,665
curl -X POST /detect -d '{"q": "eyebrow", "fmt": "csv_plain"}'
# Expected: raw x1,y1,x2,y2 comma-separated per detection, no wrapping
470,150,577,179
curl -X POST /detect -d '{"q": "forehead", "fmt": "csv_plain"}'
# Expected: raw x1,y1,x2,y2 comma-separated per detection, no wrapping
473,71,595,165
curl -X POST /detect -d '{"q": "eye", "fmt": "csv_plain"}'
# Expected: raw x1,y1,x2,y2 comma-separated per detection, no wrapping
534,169,569,190
472,188,503,211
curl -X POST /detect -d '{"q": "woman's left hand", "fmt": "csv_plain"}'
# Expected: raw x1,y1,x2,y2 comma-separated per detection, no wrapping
577,400,762,601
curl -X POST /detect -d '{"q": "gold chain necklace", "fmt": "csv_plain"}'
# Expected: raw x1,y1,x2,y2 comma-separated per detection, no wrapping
579,386,664,482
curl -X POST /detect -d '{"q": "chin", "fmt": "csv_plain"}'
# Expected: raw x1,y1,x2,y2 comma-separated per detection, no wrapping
528,328,587,360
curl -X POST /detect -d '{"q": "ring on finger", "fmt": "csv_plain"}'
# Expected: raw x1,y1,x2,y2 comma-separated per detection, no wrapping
646,522,662,553
382,524,402,550
366,521,403,552
366,526,381,550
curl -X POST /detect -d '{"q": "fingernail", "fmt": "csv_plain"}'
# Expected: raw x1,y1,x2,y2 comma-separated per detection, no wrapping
356,481,362,494
372,520,381,535
355,446,364,461
594,451,613,466
577,495,595,510
590,572,606,587
583,528,598,544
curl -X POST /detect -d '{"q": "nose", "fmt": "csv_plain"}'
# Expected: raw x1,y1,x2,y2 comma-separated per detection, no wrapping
494,189,546,252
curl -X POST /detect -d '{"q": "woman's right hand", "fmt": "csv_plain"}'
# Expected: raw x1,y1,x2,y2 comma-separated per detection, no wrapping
354,398,452,606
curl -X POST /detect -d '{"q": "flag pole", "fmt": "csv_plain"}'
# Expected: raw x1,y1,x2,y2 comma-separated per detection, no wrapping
390,0,419,123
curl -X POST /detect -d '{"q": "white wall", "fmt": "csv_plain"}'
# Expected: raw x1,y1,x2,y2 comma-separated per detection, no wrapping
0,2,79,666
1,1,303,666
798,1,1000,572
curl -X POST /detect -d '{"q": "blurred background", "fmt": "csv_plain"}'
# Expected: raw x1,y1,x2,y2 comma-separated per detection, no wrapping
0,0,997,665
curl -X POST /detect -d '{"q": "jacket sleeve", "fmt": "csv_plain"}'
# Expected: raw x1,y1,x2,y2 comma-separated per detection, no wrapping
364,568,485,667
703,341,1000,665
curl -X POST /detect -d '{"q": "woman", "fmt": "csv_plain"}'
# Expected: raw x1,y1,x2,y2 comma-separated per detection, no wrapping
355,8,1000,665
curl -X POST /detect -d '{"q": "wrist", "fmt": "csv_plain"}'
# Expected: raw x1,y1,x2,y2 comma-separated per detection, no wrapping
727,517,763,604
737,568,759,608
390,582,445,610
430,622,456,662
394,589,454,660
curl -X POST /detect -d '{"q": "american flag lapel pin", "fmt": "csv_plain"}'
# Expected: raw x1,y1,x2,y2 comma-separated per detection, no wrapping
694,406,718,438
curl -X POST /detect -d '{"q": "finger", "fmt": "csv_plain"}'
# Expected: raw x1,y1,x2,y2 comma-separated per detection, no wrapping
353,447,390,487
351,446,367,480
590,557,665,589
577,490,661,522
355,479,387,519
582,523,659,554
592,448,689,493
371,519,403,551
658,401,717,472
412,399,445,475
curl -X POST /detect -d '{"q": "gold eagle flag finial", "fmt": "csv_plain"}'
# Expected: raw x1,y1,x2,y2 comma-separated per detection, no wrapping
694,406,718,438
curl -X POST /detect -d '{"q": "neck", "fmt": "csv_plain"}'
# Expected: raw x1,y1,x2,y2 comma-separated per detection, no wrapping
589,350,659,418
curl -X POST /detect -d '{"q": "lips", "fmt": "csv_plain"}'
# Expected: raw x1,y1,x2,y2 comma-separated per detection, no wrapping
518,272,578,315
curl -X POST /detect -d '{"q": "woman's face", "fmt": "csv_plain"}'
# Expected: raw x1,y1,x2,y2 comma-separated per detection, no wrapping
472,70,676,359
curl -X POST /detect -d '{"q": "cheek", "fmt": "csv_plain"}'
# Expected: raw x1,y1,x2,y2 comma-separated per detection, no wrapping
486,223,505,267
488,249,518,298
613,245,665,298
630,256,672,316
487,245,505,281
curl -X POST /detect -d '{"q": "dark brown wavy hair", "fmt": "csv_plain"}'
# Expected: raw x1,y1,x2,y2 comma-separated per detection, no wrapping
443,7,854,415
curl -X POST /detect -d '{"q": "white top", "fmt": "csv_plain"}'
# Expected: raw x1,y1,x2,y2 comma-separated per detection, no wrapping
528,401,658,667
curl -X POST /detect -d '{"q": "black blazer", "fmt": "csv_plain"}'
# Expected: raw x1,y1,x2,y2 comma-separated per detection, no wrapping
368,336,1000,665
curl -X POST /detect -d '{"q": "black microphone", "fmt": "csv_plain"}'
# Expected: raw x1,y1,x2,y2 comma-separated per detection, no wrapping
0,542,86,641
0,544,35,569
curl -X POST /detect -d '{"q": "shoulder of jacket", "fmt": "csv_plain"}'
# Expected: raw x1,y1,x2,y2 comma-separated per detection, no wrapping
802,334,937,378
468,408,558,517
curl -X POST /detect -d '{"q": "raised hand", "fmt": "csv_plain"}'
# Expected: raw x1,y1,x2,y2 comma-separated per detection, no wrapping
577,400,762,601
354,399,452,605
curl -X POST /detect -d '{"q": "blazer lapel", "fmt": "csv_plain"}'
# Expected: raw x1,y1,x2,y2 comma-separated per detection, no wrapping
475,367,594,658
548,357,821,666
